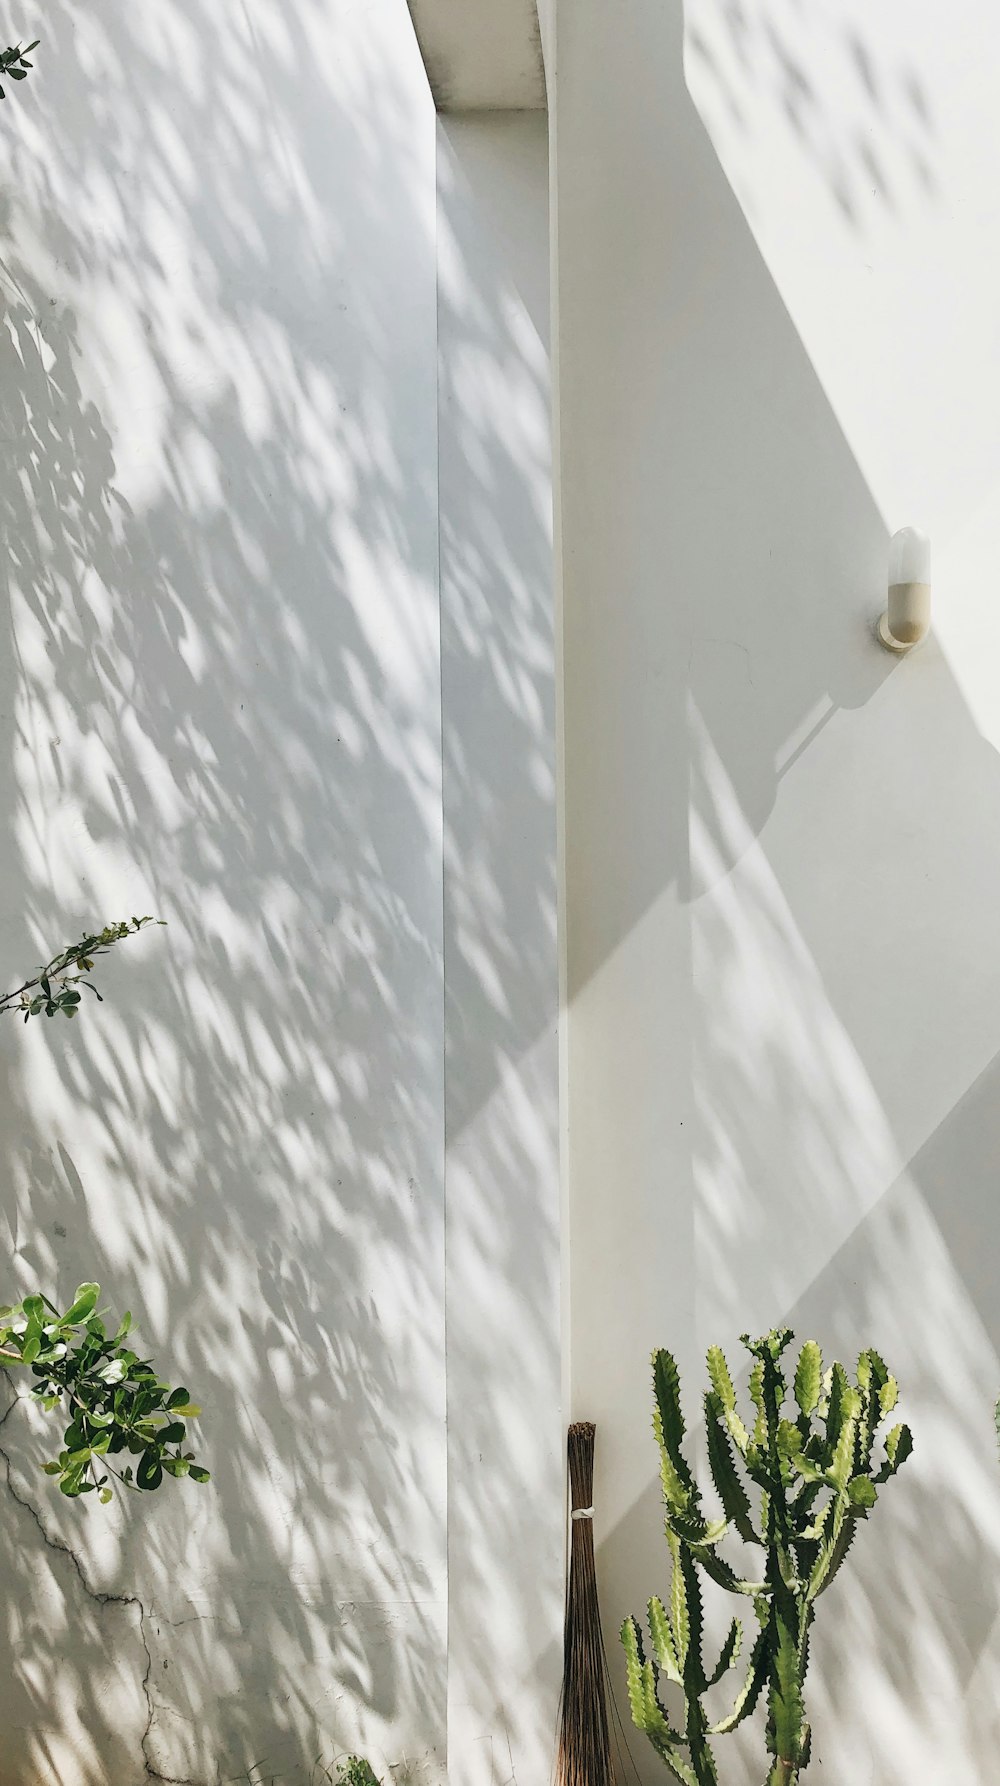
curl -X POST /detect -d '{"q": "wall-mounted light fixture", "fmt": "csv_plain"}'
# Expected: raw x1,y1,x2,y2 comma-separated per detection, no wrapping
877,527,931,653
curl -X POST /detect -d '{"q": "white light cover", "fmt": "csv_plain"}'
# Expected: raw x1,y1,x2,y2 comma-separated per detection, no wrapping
888,526,931,585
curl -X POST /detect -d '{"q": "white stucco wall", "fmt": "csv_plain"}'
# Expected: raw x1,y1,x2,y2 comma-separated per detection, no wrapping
437,114,560,1786
555,0,1000,1780
0,7,557,1784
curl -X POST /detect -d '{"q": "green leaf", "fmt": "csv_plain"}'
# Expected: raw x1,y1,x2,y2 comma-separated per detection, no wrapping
99,1486,113,1504
63,1284,100,1325
189,1465,211,1483
168,1402,200,1419
136,1450,163,1492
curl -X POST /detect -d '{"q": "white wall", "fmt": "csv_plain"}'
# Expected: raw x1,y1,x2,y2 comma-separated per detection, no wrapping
437,114,561,1786
555,0,1000,1780
0,7,558,1784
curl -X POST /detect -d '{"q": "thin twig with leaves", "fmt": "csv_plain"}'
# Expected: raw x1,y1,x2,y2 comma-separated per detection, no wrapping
0,37,38,100
0,916,165,1023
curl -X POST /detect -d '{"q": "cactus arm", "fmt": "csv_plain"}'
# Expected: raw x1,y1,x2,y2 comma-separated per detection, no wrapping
827,1406,860,1491
748,1357,768,1451
705,1345,737,1413
707,1346,750,1456
648,1595,683,1685
810,1506,860,1600
805,1494,847,1601
705,1616,742,1688
765,1596,807,1784
793,1342,822,1419
873,1422,913,1483
622,1616,700,1784
672,1531,710,1695
686,1701,720,1786
688,1543,768,1597
823,1363,851,1463
670,1527,692,1671
705,1395,759,1544
668,1509,730,1547
654,1350,700,1502
621,1615,683,1744
659,1441,695,1519
648,1744,702,1786
709,1625,769,1733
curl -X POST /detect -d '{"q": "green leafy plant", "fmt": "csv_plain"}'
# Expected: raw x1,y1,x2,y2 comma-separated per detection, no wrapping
335,1761,381,1786
0,918,207,1504
0,916,163,1023
622,1328,913,1786
0,37,37,100
0,1283,208,1500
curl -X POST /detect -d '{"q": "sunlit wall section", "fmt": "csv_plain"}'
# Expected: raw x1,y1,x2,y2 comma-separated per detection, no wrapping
556,1,1000,1781
0,2,445,1781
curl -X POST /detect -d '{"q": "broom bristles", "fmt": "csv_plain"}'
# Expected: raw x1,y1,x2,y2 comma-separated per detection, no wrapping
556,1421,614,1786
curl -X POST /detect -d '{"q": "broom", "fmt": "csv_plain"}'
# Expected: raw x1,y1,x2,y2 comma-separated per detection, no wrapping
556,1421,615,1786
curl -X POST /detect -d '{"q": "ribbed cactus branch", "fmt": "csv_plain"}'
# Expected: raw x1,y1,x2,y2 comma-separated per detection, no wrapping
622,1330,913,1785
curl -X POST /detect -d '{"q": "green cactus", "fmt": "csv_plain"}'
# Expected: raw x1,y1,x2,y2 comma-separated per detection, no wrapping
622,1329,913,1786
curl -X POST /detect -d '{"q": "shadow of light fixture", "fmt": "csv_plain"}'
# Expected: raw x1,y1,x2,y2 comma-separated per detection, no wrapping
877,527,932,653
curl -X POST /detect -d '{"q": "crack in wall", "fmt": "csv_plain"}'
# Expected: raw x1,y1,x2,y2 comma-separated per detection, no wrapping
0,1388,202,1786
